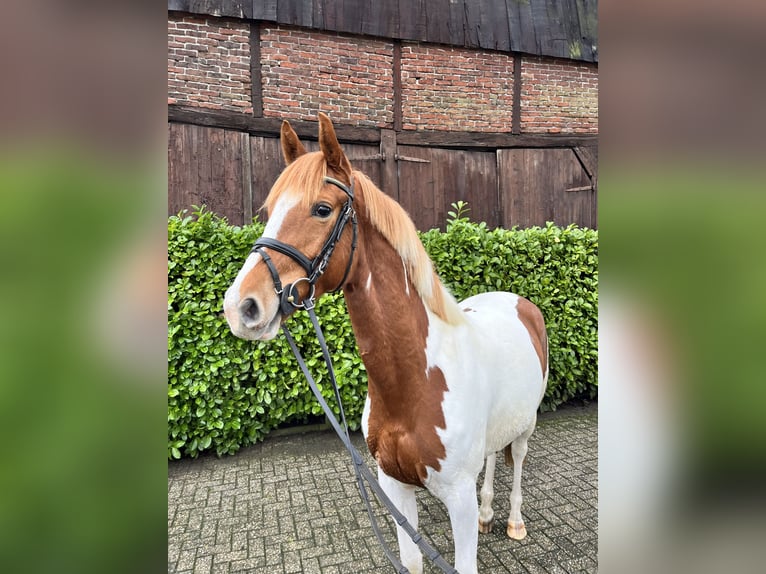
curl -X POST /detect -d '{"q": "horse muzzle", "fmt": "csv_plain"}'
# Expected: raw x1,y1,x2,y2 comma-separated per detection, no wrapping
223,287,282,341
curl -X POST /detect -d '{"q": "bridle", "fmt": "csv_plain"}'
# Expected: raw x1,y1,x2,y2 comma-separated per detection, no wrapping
247,173,457,573
251,176,357,316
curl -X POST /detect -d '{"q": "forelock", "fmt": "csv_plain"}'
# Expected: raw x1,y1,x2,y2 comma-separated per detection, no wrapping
264,152,328,213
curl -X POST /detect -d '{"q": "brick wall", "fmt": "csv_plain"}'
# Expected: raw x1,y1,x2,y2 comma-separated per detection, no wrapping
167,16,252,112
260,27,394,126
400,44,515,132
520,57,598,134
167,15,598,134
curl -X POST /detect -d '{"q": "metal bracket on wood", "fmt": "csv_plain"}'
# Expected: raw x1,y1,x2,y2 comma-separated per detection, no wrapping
394,154,430,164
347,153,430,164
565,185,594,193
348,152,386,161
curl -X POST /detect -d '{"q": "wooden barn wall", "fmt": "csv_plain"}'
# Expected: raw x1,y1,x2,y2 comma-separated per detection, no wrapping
168,122,597,231
167,0,598,63
167,1,598,230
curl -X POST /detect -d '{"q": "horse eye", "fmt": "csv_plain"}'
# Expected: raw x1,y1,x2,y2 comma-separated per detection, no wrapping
312,203,333,218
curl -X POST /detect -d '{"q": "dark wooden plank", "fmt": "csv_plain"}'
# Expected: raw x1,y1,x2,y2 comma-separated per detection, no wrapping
398,0,427,41
222,129,244,223
168,123,184,216
395,128,598,149
181,124,197,215
396,145,435,230
559,0,585,61
171,0,252,19
379,129,399,201
345,142,383,189
218,128,246,225
512,0,539,56
249,136,284,216
447,0,466,46
240,132,253,225
209,127,227,219
277,0,313,26
167,124,248,224
575,0,598,62
377,0,400,38
360,0,383,38
461,0,481,47
312,0,326,29
250,23,262,117
478,0,510,51
324,0,366,35
448,150,499,228
499,147,597,229
188,124,205,211
545,0,573,60
530,0,557,58
196,126,213,215
168,0,189,12
554,148,593,228
498,148,517,227
504,0,521,53
168,104,381,144
396,146,498,231
252,0,278,21
169,103,597,150
425,0,453,45
499,149,545,227
573,145,597,179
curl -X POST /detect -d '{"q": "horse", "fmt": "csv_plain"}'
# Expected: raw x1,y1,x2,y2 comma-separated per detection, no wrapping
223,113,548,574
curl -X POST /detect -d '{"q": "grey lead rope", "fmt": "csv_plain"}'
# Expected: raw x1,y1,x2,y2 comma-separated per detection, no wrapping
280,301,459,574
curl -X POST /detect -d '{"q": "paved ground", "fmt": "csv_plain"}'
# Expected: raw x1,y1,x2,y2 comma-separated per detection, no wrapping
168,403,597,573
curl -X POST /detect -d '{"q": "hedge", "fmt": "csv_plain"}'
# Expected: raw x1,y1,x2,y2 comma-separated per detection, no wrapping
168,206,597,459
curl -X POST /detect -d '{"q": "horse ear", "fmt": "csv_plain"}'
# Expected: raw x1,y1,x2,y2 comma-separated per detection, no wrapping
281,120,307,165
318,112,351,177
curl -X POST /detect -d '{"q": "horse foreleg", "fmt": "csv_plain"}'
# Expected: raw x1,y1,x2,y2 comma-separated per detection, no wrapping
377,467,422,574
443,477,480,574
506,420,535,540
478,453,497,533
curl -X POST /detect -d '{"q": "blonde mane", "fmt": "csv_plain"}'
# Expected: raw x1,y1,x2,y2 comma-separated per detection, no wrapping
263,152,465,326
353,170,465,326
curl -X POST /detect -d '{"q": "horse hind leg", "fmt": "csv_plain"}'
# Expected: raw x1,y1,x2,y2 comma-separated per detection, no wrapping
505,418,537,540
478,452,497,533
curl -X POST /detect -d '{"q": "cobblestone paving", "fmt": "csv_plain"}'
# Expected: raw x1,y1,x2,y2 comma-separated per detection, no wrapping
168,404,597,573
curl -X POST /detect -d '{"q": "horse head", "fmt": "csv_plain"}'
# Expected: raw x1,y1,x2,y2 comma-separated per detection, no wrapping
223,113,358,340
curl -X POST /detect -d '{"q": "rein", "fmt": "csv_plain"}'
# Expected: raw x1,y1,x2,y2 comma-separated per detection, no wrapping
251,176,457,574
282,303,458,574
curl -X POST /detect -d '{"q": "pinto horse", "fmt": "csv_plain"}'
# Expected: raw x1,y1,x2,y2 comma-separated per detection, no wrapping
223,113,548,574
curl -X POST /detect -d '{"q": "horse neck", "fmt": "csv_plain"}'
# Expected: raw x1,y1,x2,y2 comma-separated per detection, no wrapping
342,217,433,404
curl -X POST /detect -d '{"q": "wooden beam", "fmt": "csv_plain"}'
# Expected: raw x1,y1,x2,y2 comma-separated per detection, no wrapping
512,53,522,135
249,22,262,117
395,129,598,149
168,104,381,144
393,41,402,132
168,104,597,150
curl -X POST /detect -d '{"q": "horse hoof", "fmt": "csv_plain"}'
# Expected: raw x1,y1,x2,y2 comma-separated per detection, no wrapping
507,521,527,540
478,518,494,534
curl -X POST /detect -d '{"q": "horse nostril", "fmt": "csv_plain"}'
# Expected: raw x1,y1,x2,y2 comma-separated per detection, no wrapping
239,298,260,327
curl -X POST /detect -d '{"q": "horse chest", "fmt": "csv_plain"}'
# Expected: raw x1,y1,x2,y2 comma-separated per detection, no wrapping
363,370,449,487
